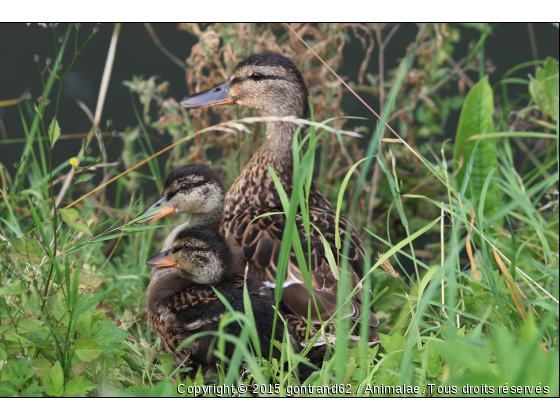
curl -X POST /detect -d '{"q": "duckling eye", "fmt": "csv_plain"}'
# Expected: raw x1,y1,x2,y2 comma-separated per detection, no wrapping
180,183,189,191
251,72,263,81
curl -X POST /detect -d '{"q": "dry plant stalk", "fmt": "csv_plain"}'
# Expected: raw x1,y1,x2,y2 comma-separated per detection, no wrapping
377,252,400,278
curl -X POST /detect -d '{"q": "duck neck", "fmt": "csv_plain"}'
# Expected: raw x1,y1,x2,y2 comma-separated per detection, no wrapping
186,207,223,232
161,209,222,253
226,120,297,210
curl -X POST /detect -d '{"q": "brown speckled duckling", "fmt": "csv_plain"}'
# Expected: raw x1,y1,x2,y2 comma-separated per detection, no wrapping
146,227,285,378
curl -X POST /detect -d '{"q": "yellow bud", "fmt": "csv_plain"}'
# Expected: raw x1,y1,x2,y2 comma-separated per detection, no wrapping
69,157,78,167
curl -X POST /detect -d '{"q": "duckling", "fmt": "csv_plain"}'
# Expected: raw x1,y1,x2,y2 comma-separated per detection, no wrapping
136,163,224,231
146,227,286,378
181,53,380,346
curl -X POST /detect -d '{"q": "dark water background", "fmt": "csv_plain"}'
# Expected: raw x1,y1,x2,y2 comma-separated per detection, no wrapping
0,23,558,199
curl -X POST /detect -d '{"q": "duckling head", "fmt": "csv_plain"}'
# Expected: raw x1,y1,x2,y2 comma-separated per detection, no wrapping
181,52,309,119
136,164,224,227
146,228,231,285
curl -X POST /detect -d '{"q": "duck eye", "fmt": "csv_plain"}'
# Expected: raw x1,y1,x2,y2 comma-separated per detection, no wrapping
184,243,190,249
251,72,263,80
180,183,189,191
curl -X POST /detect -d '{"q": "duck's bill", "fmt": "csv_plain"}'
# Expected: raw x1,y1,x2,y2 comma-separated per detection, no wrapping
180,80,236,109
135,196,177,224
146,250,178,268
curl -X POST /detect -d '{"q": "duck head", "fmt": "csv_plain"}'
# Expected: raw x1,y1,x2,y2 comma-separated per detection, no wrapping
136,164,224,226
181,52,309,119
146,228,231,285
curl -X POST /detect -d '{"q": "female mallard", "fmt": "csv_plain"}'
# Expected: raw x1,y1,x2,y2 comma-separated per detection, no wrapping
144,53,379,346
146,226,286,378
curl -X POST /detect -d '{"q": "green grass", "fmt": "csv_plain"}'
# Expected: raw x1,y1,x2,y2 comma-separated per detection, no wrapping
0,23,558,397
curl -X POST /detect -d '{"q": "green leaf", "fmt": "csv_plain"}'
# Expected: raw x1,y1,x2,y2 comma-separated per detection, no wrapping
48,117,61,147
44,361,64,397
335,157,369,249
0,285,27,295
77,271,104,294
75,172,96,184
58,208,92,237
74,337,103,362
155,353,175,378
529,57,559,120
418,266,439,303
0,345,7,361
64,376,96,397
0,217,24,238
422,338,443,379
9,238,43,263
453,75,499,215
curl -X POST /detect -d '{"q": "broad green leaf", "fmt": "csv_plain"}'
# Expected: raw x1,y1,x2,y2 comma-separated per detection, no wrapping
0,345,7,361
77,271,104,294
74,337,103,362
31,358,52,378
453,76,500,215
58,208,92,237
422,338,443,379
9,238,43,263
64,376,96,397
44,361,64,397
529,57,559,120
155,353,175,378
75,172,96,184
14,317,44,334
48,117,61,147
0,285,26,295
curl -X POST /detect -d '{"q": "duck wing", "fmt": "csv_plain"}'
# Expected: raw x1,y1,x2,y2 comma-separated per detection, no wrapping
221,205,378,328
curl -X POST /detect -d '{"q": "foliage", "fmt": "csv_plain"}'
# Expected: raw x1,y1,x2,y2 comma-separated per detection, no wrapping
0,23,558,397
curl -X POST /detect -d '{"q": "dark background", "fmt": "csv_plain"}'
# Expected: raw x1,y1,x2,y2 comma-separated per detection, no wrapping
1,23,558,197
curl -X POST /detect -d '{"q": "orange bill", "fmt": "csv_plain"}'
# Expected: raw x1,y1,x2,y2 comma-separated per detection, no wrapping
146,250,178,268
135,195,177,224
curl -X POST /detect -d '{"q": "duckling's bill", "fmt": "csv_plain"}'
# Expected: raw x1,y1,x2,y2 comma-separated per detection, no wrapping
180,80,236,109
146,249,178,268
136,196,177,224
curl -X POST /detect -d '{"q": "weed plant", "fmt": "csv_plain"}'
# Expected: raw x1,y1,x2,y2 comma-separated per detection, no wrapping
0,23,558,397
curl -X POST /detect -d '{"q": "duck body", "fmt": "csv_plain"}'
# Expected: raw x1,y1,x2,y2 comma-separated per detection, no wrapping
146,227,285,378
181,53,380,346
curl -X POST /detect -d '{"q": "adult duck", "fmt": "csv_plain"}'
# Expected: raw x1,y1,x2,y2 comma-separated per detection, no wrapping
165,53,379,345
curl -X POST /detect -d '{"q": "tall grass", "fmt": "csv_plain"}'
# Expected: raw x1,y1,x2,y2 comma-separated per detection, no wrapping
0,23,558,397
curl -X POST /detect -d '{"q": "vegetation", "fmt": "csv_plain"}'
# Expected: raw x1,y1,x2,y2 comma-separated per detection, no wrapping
0,23,558,397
